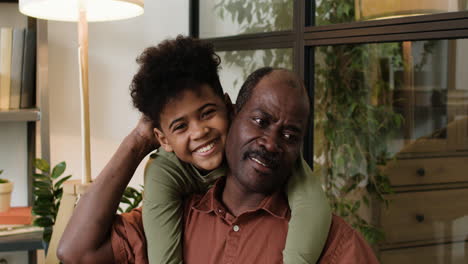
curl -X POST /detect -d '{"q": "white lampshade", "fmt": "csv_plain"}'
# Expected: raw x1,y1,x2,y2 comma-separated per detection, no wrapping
355,0,460,20
19,0,144,22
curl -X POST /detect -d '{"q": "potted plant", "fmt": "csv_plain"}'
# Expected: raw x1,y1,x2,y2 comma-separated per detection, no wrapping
32,159,71,245
0,169,13,213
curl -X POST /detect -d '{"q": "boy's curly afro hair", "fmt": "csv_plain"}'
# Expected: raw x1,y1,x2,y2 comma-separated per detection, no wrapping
130,35,224,128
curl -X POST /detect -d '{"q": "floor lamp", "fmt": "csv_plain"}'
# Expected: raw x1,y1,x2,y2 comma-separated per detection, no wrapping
18,0,144,263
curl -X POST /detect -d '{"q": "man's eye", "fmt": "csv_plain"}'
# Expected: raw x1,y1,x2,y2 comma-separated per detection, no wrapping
253,117,266,127
283,133,297,142
201,109,216,119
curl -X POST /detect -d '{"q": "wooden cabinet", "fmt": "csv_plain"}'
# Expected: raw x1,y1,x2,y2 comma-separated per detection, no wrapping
379,156,468,263
384,156,468,186
381,242,468,264
376,39,468,263
381,188,468,244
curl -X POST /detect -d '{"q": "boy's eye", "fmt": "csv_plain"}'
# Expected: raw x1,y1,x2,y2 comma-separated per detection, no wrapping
201,109,216,119
173,123,187,132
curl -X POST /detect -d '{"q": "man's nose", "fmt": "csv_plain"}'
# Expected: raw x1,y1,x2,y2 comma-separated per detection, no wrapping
258,131,281,153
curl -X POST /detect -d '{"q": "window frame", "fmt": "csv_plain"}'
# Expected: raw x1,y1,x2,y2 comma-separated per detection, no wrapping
189,0,468,164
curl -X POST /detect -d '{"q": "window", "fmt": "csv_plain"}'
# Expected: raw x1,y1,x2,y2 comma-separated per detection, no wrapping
191,1,468,262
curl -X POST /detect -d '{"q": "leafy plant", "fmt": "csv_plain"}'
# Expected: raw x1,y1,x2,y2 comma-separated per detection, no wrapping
0,169,8,183
32,158,72,243
314,0,403,244
214,0,293,84
118,186,143,213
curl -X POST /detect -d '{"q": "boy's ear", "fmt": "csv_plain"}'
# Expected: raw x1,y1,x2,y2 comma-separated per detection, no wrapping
153,128,173,152
224,93,236,120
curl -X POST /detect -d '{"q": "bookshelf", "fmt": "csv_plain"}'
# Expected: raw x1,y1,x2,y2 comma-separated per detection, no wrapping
0,109,40,122
0,1,49,263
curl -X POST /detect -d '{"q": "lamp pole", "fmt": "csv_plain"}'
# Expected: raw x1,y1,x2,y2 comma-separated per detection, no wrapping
78,0,91,184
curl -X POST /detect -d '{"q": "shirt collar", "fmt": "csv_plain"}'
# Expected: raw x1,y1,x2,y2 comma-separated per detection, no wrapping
192,177,290,220
189,162,227,184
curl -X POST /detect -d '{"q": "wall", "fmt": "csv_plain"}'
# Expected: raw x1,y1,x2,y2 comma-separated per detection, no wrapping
47,1,189,189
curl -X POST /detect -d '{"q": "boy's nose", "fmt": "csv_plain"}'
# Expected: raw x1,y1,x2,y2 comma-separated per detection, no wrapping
191,124,210,140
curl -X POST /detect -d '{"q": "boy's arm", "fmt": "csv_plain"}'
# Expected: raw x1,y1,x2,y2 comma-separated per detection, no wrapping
284,157,332,264
143,160,185,264
57,116,158,264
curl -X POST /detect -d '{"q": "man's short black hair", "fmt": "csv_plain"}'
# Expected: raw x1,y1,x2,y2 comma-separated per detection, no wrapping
130,35,224,128
236,67,311,122
235,67,274,111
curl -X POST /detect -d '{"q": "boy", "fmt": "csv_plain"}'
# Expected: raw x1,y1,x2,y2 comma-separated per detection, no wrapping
130,35,331,263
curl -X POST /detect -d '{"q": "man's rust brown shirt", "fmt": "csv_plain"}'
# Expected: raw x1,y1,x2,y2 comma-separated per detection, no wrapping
111,180,378,264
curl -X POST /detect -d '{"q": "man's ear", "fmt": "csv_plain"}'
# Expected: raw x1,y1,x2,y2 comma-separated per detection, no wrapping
154,128,173,152
224,93,236,121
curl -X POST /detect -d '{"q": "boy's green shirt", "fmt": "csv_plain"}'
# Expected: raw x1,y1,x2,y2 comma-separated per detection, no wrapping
143,148,331,264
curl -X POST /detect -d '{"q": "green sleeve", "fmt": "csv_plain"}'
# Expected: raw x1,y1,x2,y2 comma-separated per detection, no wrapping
284,157,332,264
142,149,203,264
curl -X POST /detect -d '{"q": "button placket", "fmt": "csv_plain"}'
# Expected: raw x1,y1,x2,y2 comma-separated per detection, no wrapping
224,221,241,263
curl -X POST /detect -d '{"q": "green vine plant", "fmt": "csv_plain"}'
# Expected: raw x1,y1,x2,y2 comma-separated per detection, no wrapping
214,0,293,86
32,159,72,243
118,186,143,213
314,0,405,244
214,0,406,244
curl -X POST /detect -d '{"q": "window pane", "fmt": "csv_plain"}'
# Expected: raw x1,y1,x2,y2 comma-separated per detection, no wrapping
314,39,468,263
315,0,468,26
199,0,293,38
218,48,293,101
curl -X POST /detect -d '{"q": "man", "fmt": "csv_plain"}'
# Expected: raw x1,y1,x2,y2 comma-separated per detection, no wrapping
58,68,378,263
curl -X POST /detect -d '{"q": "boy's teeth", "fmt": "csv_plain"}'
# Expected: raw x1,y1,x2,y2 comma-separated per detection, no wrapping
196,142,215,153
251,157,267,167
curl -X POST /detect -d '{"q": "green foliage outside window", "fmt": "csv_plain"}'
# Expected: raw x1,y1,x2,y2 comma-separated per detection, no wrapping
214,0,294,85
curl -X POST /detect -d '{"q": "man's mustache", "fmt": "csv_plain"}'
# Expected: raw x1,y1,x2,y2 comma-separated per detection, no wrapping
242,147,280,169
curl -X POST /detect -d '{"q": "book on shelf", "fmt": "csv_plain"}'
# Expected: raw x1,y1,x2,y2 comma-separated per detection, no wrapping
0,27,36,111
0,27,13,110
0,206,33,225
20,28,36,109
9,28,25,109
0,207,43,237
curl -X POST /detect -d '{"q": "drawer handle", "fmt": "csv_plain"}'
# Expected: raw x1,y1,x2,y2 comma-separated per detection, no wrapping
416,168,425,177
416,214,425,223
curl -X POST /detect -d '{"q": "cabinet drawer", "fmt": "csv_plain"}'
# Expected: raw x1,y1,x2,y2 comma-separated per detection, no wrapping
381,242,468,264
384,157,468,186
0,251,28,264
381,188,468,244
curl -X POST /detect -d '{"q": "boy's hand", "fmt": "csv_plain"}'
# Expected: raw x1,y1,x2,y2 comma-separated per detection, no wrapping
131,115,160,156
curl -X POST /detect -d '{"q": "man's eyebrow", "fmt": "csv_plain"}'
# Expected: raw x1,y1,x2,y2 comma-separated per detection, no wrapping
253,108,273,120
253,108,302,132
285,124,301,133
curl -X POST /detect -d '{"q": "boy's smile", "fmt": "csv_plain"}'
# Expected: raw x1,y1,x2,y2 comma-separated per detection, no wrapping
155,84,230,172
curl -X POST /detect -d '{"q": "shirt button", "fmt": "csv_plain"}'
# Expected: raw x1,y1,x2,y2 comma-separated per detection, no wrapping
218,209,223,213
233,225,240,232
